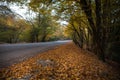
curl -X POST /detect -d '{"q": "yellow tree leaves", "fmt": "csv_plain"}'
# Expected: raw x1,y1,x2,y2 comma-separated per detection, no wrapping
0,43,120,80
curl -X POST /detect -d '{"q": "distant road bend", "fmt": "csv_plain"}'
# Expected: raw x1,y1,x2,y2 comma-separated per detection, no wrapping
0,40,71,68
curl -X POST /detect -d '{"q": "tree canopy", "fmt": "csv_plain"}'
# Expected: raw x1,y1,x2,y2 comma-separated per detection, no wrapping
0,0,120,62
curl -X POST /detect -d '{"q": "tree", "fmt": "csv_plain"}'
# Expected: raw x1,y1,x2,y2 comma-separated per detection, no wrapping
28,0,107,61
104,0,120,62
1,0,120,62
0,5,20,43
0,5,30,43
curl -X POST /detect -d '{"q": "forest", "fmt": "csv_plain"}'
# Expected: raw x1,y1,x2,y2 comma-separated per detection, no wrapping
0,0,120,64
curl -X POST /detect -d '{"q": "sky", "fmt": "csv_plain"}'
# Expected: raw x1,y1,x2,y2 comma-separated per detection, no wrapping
10,4,34,19
9,4,68,25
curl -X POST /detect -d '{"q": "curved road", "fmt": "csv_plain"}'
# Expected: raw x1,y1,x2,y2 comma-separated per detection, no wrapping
0,40,71,68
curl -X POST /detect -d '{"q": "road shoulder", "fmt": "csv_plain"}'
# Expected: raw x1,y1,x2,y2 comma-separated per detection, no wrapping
0,43,120,80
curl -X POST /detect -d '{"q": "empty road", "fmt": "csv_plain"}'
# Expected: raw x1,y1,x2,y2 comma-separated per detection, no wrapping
0,40,71,68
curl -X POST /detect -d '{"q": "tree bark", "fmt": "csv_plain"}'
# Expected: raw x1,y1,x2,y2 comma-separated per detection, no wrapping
95,0,105,62
79,0,105,62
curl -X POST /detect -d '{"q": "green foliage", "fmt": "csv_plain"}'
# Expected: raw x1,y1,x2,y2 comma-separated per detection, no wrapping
0,5,29,43
1,0,119,63
0,26,15,43
64,0,120,62
27,14,57,42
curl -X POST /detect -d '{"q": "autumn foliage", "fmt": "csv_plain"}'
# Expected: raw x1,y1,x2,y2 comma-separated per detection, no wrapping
0,43,119,80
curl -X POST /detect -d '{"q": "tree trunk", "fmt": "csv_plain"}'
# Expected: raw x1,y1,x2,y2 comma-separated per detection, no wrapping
79,0,105,62
41,34,47,42
95,0,105,62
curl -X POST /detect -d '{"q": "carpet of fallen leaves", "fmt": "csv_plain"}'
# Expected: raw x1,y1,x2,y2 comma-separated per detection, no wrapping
0,43,120,80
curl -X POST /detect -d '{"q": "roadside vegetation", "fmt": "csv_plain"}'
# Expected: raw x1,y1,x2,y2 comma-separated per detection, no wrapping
0,5,68,43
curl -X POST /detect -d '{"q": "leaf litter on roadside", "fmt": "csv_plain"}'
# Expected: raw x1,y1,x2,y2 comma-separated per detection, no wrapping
0,43,120,80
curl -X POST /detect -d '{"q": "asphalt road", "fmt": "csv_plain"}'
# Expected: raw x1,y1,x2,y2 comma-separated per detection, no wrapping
0,40,71,68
